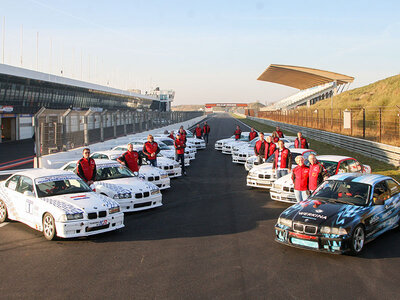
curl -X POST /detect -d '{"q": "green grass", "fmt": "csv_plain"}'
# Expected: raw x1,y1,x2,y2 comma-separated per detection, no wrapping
234,115,400,181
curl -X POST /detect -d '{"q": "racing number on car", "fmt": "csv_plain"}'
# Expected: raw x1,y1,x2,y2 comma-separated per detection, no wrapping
25,199,33,214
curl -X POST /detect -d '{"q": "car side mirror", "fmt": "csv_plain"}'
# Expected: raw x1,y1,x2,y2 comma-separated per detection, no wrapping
23,191,34,197
373,197,384,205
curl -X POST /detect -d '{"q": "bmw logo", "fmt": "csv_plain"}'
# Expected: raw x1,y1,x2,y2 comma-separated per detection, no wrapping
315,209,323,213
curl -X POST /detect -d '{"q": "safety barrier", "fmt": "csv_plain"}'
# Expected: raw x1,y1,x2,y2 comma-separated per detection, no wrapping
247,116,400,167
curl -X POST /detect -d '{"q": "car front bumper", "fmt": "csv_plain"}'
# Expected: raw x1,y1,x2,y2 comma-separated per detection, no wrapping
118,193,163,212
274,226,350,254
246,175,275,189
232,154,248,164
55,213,124,238
147,177,170,190
270,188,297,203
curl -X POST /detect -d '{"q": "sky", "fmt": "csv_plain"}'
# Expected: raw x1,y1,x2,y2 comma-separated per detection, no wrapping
1,0,400,105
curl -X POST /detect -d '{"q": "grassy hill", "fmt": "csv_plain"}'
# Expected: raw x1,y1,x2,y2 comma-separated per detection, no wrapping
312,74,400,110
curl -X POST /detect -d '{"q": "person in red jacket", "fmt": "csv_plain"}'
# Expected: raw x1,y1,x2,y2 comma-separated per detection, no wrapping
174,133,186,175
308,154,328,193
193,124,203,139
272,140,292,179
249,128,258,141
77,148,96,185
178,126,187,143
264,136,276,160
143,135,160,167
291,156,310,202
294,132,309,149
274,126,284,138
117,143,142,173
202,122,210,145
271,131,280,143
254,132,266,164
168,131,175,140
234,125,241,140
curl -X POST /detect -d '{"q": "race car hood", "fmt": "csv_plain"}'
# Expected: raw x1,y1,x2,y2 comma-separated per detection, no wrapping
95,177,157,193
157,157,179,167
280,199,369,227
43,192,118,213
273,174,293,188
139,165,164,177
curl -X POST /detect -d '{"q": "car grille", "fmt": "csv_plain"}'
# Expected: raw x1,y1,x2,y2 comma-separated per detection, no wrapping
284,187,294,192
164,166,173,170
293,222,317,235
87,211,107,219
134,202,152,208
258,174,271,179
135,192,150,199
154,176,160,180
148,176,154,181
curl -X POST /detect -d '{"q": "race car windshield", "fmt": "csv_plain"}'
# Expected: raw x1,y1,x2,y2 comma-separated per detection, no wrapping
96,166,135,181
158,143,170,150
161,139,174,146
310,180,371,206
319,160,339,176
36,178,92,197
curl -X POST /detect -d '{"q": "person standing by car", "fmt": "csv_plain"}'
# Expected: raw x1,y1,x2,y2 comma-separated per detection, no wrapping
117,143,142,173
254,132,267,165
274,126,284,138
294,132,309,149
249,127,258,141
292,156,310,202
77,148,96,185
308,154,328,194
174,133,186,175
202,122,210,145
234,125,242,140
264,135,276,160
143,135,160,167
272,140,292,179
271,131,280,143
194,124,203,139
178,126,187,143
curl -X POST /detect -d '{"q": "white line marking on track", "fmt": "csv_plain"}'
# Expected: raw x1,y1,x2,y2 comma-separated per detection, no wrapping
0,222,9,228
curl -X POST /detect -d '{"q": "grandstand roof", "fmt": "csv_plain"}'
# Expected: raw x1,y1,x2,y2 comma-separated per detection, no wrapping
257,64,354,90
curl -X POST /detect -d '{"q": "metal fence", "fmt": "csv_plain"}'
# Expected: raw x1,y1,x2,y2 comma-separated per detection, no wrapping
257,107,400,147
34,108,203,156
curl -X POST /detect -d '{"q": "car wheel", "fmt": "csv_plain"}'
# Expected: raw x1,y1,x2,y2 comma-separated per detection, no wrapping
349,225,365,255
0,199,8,223
43,213,56,240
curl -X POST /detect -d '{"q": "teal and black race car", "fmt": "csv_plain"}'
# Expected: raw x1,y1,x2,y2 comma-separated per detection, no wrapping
275,173,400,255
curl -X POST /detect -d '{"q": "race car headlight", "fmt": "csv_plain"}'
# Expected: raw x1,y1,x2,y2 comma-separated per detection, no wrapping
320,226,347,235
151,189,160,195
174,164,180,168
59,213,83,222
278,217,292,228
138,174,146,180
114,192,132,199
161,174,168,179
109,206,120,214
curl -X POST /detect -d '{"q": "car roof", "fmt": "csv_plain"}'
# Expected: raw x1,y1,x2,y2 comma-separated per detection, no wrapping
10,168,77,179
316,155,354,162
328,173,391,185
290,148,315,154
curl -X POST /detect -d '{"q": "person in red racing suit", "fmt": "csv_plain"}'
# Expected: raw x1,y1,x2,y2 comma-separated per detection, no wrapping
143,135,160,167
202,122,210,145
308,154,328,193
294,132,309,149
193,124,203,139
174,133,186,175
292,156,309,202
77,148,96,185
178,126,187,143
249,128,258,141
264,136,276,160
234,126,242,140
254,132,266,164
274,126,284,138
117,143,142,173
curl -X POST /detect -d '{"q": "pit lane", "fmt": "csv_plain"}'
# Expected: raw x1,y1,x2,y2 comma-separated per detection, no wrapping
1,113,400,299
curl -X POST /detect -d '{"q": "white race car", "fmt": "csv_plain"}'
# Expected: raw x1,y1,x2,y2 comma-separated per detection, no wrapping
154,137,196,160
0,169,124,240
270,155,372,203
60,160,163,212
163,130,206,149
214,132,250,151
247,149,317,189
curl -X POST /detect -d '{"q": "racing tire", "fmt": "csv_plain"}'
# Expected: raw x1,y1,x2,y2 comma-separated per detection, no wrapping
43,213,56,241
0,199,8,223
349,225,365,255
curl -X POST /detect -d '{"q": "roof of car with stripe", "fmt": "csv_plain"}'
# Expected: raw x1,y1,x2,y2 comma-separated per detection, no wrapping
328,173,391,185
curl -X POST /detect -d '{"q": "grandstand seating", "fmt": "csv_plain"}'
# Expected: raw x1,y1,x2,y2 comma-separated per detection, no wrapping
273,82,335,110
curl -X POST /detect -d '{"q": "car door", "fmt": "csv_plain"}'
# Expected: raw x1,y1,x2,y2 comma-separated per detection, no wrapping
15,176,37,225
3,175,23,220
337,160,350,174
366,180,392,237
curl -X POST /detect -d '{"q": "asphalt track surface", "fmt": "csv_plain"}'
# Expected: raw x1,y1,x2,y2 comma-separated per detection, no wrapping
1,113,400,299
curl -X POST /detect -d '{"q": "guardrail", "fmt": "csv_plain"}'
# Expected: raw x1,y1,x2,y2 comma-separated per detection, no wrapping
247,116,400,167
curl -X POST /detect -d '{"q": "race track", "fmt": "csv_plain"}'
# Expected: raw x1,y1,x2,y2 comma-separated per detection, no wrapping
1,113,400,299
